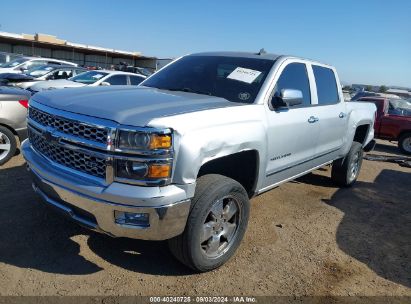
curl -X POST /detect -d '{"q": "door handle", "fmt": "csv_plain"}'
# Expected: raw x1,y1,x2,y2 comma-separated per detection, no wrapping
308,116,319,123
339,112,346,118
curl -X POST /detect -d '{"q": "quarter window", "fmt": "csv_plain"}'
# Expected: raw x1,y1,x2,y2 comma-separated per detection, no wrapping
312,65,339,105
273,63,311,106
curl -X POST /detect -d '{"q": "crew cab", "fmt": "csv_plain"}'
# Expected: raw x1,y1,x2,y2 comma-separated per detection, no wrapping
357,97,411,154
22,52,376,271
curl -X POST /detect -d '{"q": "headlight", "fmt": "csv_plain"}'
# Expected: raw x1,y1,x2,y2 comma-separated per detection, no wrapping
116,160,171,180
118,130,172,150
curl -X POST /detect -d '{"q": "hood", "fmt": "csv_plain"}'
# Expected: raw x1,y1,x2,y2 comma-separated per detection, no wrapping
0,73,34,81
31,86,244,126
30,79,86,91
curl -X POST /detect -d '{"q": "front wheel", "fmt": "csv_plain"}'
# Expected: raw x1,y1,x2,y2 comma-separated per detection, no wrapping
398,133,411,155
0,126,17,166
331,142,363,187
168,174,250,272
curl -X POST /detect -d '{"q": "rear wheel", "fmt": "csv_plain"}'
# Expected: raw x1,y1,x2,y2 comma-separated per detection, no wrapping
398,133,411,155
331,142,363,187
0,126,17,166
168,174,250,272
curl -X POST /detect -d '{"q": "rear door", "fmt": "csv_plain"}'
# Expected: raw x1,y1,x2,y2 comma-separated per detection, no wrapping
311,65,347,161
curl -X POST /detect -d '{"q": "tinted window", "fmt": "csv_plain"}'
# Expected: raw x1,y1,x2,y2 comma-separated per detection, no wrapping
313,65,339,105
130,75,145,85
273,63,311,106
106,75,128,85
142,55,275,103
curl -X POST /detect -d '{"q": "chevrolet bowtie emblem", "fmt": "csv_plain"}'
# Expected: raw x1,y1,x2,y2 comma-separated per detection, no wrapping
42,130,58,144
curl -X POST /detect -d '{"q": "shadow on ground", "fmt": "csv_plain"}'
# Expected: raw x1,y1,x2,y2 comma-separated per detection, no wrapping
0,164,193,276
318,169,410,288
374,141,406,157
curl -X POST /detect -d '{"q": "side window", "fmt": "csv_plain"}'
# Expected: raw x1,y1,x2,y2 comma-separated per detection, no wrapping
312,65,339,105
48,61,61,65
130,75,145,85
273,63,311,106
105,75,128,85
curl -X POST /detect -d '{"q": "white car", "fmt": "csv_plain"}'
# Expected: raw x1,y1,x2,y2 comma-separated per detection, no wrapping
0,57,77,74
28,70,146,94
14,65,87,89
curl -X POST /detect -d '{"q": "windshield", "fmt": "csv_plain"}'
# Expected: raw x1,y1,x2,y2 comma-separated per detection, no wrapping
388,99,411,116
27,65,56,78
142,55,275,103
69,71,108,84
1,57,29,68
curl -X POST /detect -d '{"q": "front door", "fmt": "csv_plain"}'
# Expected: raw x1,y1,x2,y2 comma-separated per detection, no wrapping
263,62,320,189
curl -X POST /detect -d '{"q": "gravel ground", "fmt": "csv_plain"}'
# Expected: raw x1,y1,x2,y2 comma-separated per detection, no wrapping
0,139,410,296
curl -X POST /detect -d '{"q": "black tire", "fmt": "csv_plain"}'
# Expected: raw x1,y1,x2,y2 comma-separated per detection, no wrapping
0,126,17,166
398,133,411,155
331,142,363,187
168,174,250,272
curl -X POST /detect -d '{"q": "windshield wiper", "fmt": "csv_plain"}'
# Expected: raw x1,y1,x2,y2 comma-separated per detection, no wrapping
166,87,212,96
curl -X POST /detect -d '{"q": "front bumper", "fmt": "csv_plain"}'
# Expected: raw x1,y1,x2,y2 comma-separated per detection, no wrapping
22,139,193,240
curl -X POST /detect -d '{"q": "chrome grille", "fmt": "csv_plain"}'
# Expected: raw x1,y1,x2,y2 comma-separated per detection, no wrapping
28,128,107,179
29,107,109,144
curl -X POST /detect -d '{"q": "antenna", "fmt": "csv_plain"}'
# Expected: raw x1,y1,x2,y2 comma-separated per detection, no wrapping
257,48,266,55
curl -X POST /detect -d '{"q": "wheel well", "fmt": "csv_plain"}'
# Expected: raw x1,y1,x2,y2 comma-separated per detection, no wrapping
0,123,17,136
353,124,370,145
197,150,259,198
398,130,411,141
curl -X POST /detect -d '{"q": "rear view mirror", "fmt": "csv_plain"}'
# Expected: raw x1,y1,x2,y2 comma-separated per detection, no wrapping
100,81,110,86
271,89,303,109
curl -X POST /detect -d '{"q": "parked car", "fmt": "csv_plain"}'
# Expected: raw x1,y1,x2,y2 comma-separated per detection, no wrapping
27,70,146,94
0,86,31,165
357,97,411,154
22,51,376,271
0,57,77,74
3,65,87,89
0,52,23,67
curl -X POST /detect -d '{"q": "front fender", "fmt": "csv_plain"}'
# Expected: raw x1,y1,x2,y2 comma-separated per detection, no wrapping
171,120,266,185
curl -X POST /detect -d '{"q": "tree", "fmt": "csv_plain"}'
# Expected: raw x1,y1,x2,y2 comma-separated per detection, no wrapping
379,85,388,93
366,85,373,92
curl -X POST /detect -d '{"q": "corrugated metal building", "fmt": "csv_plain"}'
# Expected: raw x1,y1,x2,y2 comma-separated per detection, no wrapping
0,32,159,71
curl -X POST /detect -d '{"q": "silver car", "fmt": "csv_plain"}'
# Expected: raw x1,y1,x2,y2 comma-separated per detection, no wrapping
0,86,31,165
28,70,146,94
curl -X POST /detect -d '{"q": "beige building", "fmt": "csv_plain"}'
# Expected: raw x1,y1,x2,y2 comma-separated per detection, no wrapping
0,31,158,71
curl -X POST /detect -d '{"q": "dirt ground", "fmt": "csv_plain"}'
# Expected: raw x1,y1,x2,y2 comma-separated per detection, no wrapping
0,139,410,297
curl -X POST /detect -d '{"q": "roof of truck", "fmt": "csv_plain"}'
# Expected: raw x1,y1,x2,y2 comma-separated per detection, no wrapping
191,51,281,61
189,51,333,67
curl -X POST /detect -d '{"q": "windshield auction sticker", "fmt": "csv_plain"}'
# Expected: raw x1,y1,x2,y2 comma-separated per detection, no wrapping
227,67,261,84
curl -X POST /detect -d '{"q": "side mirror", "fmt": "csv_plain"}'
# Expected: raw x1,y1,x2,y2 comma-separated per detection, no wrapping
100,81,110,86
271,89,303,109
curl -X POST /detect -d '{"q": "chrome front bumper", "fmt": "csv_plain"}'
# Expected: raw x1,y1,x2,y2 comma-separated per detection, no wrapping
22,140,193,240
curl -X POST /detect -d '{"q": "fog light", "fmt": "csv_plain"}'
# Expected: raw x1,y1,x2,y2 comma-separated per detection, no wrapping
115,211,150,227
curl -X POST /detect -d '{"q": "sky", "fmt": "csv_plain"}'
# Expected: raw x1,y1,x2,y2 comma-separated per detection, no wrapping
1,0,410,87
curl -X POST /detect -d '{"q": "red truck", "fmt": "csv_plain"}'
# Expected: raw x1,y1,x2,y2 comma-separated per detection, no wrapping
357,97,411,154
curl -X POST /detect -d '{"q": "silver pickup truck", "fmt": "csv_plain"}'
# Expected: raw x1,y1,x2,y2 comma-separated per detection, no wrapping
22,52,376,272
